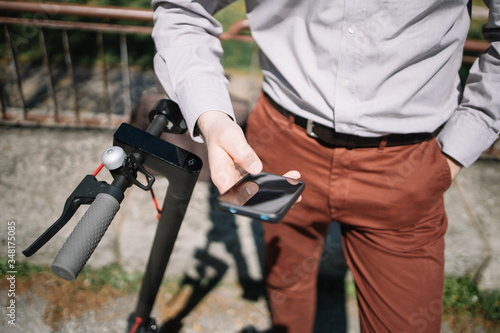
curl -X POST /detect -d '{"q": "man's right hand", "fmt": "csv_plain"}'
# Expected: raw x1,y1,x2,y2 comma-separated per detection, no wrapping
196,110,263,194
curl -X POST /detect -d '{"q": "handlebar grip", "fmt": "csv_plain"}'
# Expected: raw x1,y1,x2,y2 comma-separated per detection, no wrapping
51,192,120,281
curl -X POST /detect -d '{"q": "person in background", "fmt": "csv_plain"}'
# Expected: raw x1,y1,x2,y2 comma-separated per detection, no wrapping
151,1,499,332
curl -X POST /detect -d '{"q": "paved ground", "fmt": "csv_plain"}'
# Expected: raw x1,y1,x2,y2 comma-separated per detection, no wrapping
1,74,499,332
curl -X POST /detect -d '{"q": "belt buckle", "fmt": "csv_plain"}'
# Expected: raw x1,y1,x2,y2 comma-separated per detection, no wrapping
306,119,319,139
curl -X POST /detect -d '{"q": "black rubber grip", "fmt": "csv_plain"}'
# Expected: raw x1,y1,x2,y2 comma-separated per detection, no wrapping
51,192,120,281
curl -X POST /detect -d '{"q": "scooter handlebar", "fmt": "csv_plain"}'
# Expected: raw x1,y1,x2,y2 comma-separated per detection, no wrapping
51,192,120,281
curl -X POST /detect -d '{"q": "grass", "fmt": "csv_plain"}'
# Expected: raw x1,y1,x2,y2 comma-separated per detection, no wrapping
0,258,143,327
443,275,500,331
0,258,144,293
1,258,499,330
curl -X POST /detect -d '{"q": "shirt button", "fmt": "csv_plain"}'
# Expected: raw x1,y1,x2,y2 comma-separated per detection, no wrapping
348,25,356,34
340,124,350,132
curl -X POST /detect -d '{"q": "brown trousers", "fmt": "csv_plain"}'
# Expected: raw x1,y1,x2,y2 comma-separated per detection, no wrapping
245,93,451,333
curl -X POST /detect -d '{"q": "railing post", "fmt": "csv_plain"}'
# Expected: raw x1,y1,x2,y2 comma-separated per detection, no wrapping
3,24,27,119
0,83,6,119
62,28,80,123
97,31,111,124
39,27,59,122
120,32,132,118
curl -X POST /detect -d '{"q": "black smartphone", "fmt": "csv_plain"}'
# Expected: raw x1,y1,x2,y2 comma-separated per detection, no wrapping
215,172,305,223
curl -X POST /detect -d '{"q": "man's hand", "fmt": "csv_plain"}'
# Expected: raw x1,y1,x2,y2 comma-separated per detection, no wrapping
218,170,302,207
446,157,462,181
197,110,263,193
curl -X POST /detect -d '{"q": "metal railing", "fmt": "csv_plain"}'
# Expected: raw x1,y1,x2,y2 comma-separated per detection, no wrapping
0,1,252,128
0,1,491,129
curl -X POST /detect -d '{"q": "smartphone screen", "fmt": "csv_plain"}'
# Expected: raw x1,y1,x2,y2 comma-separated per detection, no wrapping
215,172,305,223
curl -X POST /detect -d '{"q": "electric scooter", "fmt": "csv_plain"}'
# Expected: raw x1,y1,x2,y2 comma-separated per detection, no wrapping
23,99,202,333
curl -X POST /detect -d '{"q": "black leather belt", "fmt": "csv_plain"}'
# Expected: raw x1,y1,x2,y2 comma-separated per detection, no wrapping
265,93,439,149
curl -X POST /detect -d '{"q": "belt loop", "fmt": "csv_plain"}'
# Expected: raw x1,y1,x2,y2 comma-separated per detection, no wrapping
378,135,389,152
288,113,295,130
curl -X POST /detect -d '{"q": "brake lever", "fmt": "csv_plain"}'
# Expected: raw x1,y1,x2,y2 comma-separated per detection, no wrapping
23,175,109,257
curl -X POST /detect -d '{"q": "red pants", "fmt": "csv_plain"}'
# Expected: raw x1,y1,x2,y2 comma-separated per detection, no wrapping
245,93,451,333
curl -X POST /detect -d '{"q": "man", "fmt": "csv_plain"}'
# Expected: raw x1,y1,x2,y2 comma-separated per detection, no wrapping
151,0,499,332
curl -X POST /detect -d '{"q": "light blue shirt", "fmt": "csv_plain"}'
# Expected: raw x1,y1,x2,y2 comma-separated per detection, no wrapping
152,0,500,167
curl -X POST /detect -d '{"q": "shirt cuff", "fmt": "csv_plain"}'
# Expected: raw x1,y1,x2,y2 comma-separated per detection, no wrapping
437,110,498,167
154,55,235,143
179,77,235,143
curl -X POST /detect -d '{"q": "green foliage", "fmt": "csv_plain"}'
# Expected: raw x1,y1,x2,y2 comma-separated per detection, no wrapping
216,0,259,72
459,63,473,88
14,0,151,9
443,275,500,325
443,275,480,312
469,19,486,40
214,0,247,30
480,291,500,322
2,1,487,72
221,40,259,72
78,263,143,293
0,258,143,293
2,259,500,328
0,258,46,280
0,0,256,71
344,276,357,301
1,0,155,68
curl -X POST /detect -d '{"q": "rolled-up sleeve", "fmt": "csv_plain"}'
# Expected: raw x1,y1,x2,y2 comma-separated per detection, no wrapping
152,0,236,141
438,0,500,167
